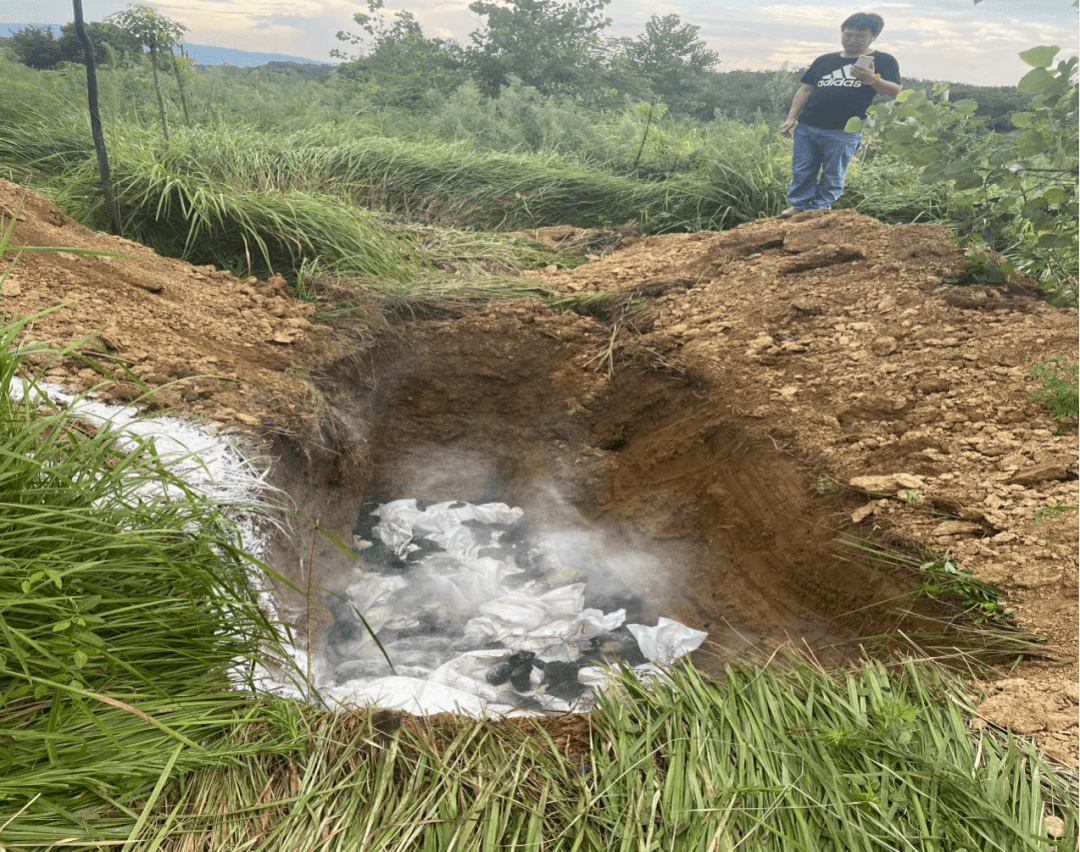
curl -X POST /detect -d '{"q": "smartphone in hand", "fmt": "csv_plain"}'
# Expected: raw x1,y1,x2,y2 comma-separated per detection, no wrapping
854,54,875,69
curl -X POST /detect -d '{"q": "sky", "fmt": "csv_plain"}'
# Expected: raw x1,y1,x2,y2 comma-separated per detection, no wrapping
2,0,1077,85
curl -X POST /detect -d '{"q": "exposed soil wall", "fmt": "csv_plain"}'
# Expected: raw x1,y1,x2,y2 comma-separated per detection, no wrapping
265,306,933,677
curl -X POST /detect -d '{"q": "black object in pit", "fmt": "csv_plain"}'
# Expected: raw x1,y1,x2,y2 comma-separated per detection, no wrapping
461,518,495,545
376,609,455,644
509,662,534,692
540,660,586,700
404,537,446,563
498,516,537,545
361,540,410,574
485,650,537,688
352,496,385,542
578,627,648,667
353,496,434,540
583,589,647,626
325,593,366,665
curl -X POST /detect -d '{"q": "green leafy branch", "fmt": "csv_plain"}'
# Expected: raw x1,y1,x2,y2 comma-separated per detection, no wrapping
849,45,1078,306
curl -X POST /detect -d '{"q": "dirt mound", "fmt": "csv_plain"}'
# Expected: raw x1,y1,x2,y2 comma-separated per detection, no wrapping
0,181,353,436
2,180,1076,764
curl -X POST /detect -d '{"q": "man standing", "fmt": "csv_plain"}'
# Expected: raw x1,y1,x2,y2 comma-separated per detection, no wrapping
778,12,902,216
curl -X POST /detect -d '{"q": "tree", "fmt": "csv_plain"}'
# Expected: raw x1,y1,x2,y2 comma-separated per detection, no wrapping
172,46,193,125
852,46,1078,305
618,14,718,115
10,20,145,70
106,4,187,139
58,21,142,67
10,25,62,69
465,0,612,97
333,0,466,107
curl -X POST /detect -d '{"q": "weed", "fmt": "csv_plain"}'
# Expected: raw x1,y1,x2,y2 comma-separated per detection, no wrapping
842,538,1016,627
548,290,648,324
949,246,1016,287
904,488,919,505
1027,356,1079,431
1032,501,1075,522
815,474,838,496
103,658,1077,852
913,554,1014,624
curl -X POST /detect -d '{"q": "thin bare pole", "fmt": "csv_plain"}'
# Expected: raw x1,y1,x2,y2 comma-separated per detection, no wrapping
72,0,122,236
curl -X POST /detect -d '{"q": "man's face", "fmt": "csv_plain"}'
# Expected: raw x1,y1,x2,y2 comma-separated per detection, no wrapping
841,26,876,55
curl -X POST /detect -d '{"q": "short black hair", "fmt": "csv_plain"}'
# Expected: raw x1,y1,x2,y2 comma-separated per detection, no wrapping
841,13,884,37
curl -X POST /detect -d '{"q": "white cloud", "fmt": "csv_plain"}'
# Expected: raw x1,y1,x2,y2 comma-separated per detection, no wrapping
5,0,1076,80
693,1,1077,84
754,5,874,27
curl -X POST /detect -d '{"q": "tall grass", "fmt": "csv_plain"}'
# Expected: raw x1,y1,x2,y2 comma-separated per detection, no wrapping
0,294,296,844
0,119,609,280
0,53,966,251
99,661,1078,852
0,58,952,299
0,117,790,290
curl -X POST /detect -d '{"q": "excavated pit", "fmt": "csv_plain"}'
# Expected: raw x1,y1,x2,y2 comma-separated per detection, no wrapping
266,302,941,686
5,177,1073,747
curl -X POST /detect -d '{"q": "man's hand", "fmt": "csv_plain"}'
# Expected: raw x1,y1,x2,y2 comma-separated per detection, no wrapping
781,84,814,136
849,64,876,84
849,66,902,98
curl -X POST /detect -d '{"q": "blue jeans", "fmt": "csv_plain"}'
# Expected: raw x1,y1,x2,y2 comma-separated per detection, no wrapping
786,123,862,210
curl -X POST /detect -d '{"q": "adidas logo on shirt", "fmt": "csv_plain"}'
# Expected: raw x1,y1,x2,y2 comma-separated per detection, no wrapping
817,67,863,87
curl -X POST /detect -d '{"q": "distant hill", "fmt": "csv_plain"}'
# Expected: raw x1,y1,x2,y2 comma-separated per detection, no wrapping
180,44,332,68
0,23,332,67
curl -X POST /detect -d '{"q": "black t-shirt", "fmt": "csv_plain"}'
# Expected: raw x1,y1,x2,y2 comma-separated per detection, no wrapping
798,51,901,130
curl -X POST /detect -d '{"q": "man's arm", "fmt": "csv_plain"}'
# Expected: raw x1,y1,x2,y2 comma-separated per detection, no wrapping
849,65,902,98
779,84,814,137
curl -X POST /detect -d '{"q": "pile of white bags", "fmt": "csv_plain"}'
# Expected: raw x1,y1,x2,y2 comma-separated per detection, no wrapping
318,498,707,716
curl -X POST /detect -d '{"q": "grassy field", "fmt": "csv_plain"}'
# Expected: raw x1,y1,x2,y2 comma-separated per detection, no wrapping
8,49,1070,305
0,52,948,289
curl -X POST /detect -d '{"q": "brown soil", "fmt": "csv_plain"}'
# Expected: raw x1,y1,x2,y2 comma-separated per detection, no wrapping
3,180,1076,765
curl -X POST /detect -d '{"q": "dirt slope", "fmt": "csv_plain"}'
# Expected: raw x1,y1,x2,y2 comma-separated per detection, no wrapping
2,180,1076,763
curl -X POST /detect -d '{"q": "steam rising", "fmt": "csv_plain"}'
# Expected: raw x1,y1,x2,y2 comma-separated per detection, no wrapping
311,474,701,715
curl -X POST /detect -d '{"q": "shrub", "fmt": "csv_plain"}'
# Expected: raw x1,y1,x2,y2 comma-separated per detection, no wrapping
1028,356,1079,431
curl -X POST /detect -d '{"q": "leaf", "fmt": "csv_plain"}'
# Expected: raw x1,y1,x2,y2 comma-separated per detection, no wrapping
886,125,918,144
1019,136,1048,157
1010,112,1033,128
910,147,941,167
1018,45,1059,68
1039,232,1074,248
844,117,863,132
1017,67,1053,94
52,620,71,632
73,650,88,668
895,89,916,104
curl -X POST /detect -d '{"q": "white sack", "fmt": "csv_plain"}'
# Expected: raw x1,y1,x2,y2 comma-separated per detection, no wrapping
626,617,708,665
324,675,491,716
